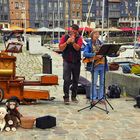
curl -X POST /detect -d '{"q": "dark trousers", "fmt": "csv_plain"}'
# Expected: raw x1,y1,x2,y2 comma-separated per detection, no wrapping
63,60,81,98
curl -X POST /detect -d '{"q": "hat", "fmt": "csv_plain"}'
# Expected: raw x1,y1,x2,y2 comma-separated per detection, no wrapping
71,24,79,30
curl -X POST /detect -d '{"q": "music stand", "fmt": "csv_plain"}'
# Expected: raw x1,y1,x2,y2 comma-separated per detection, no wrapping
78,44,121,113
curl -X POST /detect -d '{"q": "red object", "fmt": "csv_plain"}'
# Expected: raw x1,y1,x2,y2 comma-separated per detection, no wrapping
120,27,140,31
119,27,133,31
65,27,72,31
133,27,140,31
65,27,93,32
79,27,93,32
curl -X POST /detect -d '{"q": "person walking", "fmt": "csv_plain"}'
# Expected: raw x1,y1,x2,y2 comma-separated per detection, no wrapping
83,30,106,104
59,24,83,105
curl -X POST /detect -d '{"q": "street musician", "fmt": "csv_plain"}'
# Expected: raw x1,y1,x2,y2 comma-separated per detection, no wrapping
83,30,106,105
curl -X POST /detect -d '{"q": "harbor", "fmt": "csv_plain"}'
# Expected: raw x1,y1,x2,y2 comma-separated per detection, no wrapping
0,44,140,140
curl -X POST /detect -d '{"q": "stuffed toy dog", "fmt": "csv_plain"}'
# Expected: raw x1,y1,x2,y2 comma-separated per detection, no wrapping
0,107,7,132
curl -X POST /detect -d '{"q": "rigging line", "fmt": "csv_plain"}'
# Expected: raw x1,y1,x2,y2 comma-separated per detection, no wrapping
133,0,140,59
81,0,94,37
101,0,105,42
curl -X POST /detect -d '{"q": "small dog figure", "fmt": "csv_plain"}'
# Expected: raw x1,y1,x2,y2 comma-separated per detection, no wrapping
0,107,7,132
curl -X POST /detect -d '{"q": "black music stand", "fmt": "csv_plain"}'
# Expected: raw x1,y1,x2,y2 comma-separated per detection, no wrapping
78,44,121,113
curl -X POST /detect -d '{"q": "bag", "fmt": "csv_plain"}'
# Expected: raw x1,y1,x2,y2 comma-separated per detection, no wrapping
134,95,140,108
131,64,140,74
77,84,86,94
70,76,91,98
70,84,86,95
36,115,56,129
20,116,36,129
107,84,121,98
109,62,119,71
121,65,131,73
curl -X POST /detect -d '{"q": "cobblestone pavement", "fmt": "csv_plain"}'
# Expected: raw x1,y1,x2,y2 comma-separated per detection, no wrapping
0,46,140,140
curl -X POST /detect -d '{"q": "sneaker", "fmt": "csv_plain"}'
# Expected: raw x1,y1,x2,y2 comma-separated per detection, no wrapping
71,97,79,103
64,98,70,105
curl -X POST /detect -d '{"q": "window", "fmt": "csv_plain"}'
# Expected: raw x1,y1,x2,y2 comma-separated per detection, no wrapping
48,2,52,8
77,4,80,9
15,2,19,9
4,6,8,12
35,4,38,12
60,13,63,20
16,12,18,18
96,10,99,16
3,0,7,4
54,2,57,8
1,15,3,20
77,20,80,25
59,2,63,8
77,12,80,18
21,2,25,9
35,23,39,28
96,1,99,6
41,4,44,12
72,11,75,18
72,3,75,9
5,24,8,28
48,13,52,20
54,13,58,20
130,3,132,7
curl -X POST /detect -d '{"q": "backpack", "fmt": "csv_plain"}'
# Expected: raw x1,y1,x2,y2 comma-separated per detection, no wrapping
134,95,140,108
107,84,121,98
121,65,131,73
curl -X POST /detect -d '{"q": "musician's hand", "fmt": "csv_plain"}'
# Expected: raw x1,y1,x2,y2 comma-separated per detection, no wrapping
66,37,75,44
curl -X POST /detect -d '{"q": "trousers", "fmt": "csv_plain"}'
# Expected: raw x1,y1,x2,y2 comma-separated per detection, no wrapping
63,60,81,98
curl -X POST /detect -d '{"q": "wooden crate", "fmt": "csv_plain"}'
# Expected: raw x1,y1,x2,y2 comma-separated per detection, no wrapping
41,75,58,85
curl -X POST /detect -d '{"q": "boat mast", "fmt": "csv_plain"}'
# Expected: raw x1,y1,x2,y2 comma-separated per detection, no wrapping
81,0,94,36
58,0,60,41
101,0,105,42
133,0,140,59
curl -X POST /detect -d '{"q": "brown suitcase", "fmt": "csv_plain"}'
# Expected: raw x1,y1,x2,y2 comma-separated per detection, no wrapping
41,75,58,85
20,116,36,129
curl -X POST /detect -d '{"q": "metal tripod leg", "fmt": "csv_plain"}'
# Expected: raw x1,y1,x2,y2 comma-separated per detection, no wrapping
78,56,114,113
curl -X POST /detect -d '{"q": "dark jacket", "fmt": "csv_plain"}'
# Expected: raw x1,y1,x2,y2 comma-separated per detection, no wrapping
62,35,81,63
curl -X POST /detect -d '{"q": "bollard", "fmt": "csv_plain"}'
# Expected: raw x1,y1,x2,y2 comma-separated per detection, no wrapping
42,53,52,74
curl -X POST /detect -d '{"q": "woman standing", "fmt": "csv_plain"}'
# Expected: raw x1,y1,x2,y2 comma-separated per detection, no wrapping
83,31,106,104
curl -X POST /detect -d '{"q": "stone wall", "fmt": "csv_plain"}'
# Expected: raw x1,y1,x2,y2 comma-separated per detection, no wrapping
106,71,140,97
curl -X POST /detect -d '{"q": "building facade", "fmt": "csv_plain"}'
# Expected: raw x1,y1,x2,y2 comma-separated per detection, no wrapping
82,0,95,27
108,0,121,27
0,0,140,29
69,0,82,25
29,0,66,28
9,0,30,28
0,0,10,28
119,0,140,27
